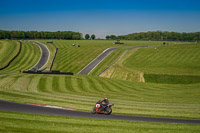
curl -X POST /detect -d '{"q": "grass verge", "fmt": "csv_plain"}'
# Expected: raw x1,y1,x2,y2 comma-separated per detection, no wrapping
0,40,19,68
0,111,200,133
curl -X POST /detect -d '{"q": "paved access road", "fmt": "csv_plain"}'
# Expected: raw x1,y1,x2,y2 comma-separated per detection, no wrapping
31,41,49,69
0,100,199,124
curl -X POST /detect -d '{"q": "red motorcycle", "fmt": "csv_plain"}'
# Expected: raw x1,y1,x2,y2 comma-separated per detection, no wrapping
91,100,114,115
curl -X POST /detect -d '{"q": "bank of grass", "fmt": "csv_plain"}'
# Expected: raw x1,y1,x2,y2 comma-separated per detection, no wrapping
0,74,199,119
0,41,41,73
94,48,144,82
37,40,162,73
100,43,200,83
0,40,19,68
144,74,200,84
124,43,200,76
0,111,200,133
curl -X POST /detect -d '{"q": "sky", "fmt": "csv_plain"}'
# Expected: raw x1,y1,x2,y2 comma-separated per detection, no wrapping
0,0,200,38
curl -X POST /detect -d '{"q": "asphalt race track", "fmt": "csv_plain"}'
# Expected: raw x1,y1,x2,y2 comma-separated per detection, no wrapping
78,47,119,75
31,41,49,69
0,100,199,124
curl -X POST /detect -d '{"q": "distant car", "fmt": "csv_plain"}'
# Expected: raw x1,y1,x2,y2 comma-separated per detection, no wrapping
113,40,124,44
47,40,53,43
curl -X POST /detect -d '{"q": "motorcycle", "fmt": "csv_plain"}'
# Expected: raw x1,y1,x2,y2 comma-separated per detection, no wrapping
91,100,114,115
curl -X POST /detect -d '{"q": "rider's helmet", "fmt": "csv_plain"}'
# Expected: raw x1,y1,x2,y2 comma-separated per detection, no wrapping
104,97,108,102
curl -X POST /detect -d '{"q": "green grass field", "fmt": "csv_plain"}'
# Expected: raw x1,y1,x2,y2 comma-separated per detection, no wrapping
99,43,200,83
0,40,199,132
0,41,41,73
0,40,19,68
124,43,200,75
0,111,199,133
0,73,199,119
38,40,163,73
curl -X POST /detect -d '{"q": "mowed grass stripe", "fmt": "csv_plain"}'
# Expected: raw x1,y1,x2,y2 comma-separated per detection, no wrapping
0,41,41,72
4,42,30,71
55,48,100,73
124,44,200,75
10,76,31,91
58,76,68,92
52,76,60,92
65,76,74,92
0,41,18,68
28,75,40,92
0,75,21,90
0,74,199,118
53,48,83,71
38,77,47,92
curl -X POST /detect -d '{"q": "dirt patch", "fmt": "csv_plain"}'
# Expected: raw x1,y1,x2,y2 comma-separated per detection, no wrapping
139,73,145,82
100,69,114,78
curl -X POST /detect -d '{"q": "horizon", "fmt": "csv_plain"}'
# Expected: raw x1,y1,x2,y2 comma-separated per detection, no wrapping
1,0,200,39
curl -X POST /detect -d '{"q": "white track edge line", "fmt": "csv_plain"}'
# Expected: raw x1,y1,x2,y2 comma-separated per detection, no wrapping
29,41,50,70
77,47,111,74
87,50,114,75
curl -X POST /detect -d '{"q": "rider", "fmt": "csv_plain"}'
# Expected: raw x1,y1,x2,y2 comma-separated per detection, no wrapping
100,97,109,111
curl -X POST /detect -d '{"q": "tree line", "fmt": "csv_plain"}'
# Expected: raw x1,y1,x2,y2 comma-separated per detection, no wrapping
106,31,200,41
0,30,82,40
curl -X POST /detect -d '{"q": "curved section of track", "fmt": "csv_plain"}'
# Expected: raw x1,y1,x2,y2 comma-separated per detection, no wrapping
30,41,49,70
0,100,199,124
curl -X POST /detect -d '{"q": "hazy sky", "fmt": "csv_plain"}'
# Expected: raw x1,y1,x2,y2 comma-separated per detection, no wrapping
1,0,200,38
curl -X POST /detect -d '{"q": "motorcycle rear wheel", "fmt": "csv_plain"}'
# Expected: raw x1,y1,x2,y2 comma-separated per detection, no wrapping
104,108,112,115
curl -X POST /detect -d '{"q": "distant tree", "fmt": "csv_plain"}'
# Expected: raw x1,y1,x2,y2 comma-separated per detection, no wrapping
110,35,117,40
106,35,110,40
91,34,95,40
21,32,25,39
85,34,90,40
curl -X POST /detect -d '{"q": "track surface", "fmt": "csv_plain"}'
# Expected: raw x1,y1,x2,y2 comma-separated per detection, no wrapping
0,100,199,124
31,41,49,69
78,47,119,75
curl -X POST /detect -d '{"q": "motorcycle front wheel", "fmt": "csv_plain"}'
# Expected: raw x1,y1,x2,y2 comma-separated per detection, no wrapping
91,107,96,114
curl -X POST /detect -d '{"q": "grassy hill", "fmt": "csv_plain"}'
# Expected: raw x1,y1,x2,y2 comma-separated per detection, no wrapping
38,40,162,74
0,40,199,132
0,40,19,68
99,43,200,83
124,43,200,75
0,41,41,73
0,73,199,119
